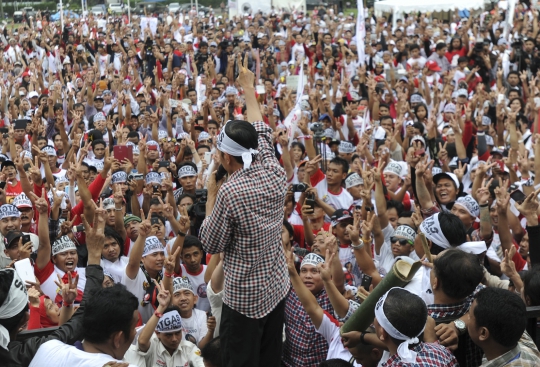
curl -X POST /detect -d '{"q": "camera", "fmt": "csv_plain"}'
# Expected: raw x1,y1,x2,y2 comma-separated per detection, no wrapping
310,122,325,139
128,173,144,181
188,189,208,221
291,183,308,192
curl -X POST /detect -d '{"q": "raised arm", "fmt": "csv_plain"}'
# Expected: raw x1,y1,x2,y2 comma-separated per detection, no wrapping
138,282,171,353
285,251,324,329
126,210,152,280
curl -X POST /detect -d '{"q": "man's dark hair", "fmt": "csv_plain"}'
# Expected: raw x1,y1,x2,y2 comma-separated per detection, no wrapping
208,119,219,128
522,266,540,306
319,359,353,367
433,249,483,300
380,115,393,125
0,270,29,335
383,288,427,343
435,42,447,51
127,131,139,139
187,88,197,96
201,337,222,367
37,135,48,143
507,70,519,79
473,287,527,348
91,139,106,149
379,103,390,111
197,144,211,153
183,235,203,251
329,157,349,175
104,227,125,257
386,200,404,215
438,212,467,247
82,284,138,344
413,122,425,135
409,44,420,51
223,120,258,165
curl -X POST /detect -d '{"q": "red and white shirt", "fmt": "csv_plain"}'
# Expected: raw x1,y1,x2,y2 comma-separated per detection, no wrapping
310,169,354,218
34,261,86,305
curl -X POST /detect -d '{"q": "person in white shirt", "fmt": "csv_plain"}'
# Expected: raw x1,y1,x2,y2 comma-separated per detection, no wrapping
124,281,205,367
29,284,140,367
171,276,216,348
375,225,417,274
100,227,129,284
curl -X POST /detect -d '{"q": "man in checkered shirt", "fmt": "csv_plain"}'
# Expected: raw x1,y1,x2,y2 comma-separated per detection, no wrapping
199,56,289,367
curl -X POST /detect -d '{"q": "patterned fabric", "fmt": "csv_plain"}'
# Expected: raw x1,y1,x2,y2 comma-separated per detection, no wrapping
282,288,334,367
428,284,485,367
382,342,459,367
199,121,289,319
480,332,540,366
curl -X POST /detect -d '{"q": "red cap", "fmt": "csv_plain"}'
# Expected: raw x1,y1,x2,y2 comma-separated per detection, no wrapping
426,60,441,72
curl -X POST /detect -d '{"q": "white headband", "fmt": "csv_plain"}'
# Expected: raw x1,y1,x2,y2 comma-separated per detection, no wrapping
0,205,21,220
52,235,77,256
143,236,164,257
0,269,28,349
217,128,259,169
300,253,324,269
419,213,451,249
178,165,197,178
374,287,426,363
173,276,195,295
458,241,487,255
156,310,183,333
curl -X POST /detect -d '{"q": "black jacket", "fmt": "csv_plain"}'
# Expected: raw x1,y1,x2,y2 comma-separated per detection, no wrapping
1,265,104,367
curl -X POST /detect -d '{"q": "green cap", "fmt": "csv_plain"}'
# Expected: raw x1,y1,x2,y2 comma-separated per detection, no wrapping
123,214,141,226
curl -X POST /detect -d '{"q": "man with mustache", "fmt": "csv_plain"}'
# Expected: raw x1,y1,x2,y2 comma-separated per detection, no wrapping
13,193,35,234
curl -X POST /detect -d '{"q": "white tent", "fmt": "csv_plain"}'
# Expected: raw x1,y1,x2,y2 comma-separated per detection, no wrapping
374,0,485,28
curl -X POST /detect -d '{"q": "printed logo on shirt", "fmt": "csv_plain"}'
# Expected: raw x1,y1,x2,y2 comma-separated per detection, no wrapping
155,359,166,367
197,283,207,298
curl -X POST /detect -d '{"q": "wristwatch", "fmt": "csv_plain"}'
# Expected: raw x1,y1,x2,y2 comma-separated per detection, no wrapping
453,319,467,335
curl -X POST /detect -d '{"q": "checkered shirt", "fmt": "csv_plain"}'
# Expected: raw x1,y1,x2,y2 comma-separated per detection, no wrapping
282,288,334,367
382,342,459,367
199,121,289,319
428,284,485,367
480,332,540,366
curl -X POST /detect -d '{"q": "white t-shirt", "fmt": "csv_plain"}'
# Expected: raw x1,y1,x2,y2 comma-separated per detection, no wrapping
315,312,362,367
310,169,354,221
122,267,154,323
29,339,138,367
180,264,209,312
101,256,129,284
207,279,223,338
181,308,208,346
124,334,205,367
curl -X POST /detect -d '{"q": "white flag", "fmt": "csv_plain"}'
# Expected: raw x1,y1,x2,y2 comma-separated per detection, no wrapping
356,4,366,66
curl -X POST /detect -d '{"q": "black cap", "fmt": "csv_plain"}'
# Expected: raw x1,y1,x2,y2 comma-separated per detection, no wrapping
14,119,29,130
94,96,104,101
4,230,23,249
330,209,353,227
1,160,15,171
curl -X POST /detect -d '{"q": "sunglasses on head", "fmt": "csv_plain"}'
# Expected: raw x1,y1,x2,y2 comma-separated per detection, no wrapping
390,237,413,246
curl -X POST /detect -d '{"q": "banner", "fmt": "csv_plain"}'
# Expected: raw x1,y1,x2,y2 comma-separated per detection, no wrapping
356,3,366,65
284,61,305,147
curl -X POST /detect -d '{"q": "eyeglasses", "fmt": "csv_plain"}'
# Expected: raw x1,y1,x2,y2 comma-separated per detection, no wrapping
390,237,413,246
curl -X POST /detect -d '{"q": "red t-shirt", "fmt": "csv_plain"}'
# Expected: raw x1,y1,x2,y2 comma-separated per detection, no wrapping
5,181,22,204
293,222,331,250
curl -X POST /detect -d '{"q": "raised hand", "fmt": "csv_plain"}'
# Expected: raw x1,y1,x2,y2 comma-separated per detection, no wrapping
317,248,335,282
54,271,79,305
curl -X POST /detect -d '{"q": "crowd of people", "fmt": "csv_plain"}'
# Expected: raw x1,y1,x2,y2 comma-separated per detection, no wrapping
0,1,540,366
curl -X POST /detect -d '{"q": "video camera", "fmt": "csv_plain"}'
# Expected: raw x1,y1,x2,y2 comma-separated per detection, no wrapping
188,189,208,220
310,122,325,139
